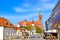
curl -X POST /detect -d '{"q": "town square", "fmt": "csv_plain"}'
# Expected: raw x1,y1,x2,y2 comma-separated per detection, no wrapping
0,0,60,40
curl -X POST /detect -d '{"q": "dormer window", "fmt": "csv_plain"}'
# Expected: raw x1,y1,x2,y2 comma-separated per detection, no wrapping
5,22,8,25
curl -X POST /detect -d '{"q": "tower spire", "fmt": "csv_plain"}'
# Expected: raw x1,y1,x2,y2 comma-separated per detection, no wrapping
32,18,34,24
39,10,42,15
38,10,42,21
24,17,27,22
38,10,42,28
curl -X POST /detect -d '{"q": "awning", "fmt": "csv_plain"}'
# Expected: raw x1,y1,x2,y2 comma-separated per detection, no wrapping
45,29,57,33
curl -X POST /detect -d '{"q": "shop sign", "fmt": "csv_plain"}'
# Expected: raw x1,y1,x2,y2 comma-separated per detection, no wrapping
53,23,58,28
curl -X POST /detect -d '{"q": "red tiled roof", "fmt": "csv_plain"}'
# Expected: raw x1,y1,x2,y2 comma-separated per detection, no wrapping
14,26,22,31
19,21,39,26
19,21,43,29
0,17,9,22
19,22,24,25
34,22,39,25
27,22,32,25
0,17,9,26
0,17,24,31
0,17,15,28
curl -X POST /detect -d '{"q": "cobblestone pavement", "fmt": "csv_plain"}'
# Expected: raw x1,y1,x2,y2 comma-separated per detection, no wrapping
11,38,58,40
4,34,45,40
9,38,59,40
12,38,45,40
11,37,45,40
45,39,58,40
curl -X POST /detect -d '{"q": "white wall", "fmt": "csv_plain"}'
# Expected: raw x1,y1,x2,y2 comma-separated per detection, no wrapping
16,30,22,36
0,26,3,40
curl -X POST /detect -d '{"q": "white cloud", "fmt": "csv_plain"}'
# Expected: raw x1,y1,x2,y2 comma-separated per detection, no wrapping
30,8,41,11
14,7,41,13
41,3,55,11
41,0,56,2
3,13,38,21
14,7,28,13
41,0,49,2
23,3,30,7
13,0,57,15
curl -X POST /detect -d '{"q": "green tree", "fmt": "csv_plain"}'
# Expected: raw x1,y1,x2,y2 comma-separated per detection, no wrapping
24,25,33,31
36,27,42,33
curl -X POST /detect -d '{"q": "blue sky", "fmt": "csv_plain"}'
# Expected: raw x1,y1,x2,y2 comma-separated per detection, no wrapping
0,0,58,30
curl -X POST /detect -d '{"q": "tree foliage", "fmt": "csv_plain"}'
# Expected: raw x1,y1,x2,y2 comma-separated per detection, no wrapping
36,27,42,33
24,25,33,31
